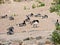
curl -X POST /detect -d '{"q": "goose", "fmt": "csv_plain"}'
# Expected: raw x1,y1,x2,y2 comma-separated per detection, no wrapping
31,20,39,28
27,13,34,17
25,16,30,22
42,15,48,19
0,14,7,19
9,16,14,20
7,26,14,35
19,21,26,27
34,14,41,17
56,19,59,26
30,13,34,17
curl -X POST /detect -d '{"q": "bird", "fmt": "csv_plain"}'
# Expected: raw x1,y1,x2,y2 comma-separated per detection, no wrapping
25,16,30,22
34,14,41,17
31,20,39,28
42,15,48,19
19,21,26,27
0,14,7,19
7,26,14,35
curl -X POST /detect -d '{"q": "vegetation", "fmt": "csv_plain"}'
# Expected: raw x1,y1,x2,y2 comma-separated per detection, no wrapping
40,3,45,6
51,31,60,45
32,4,36,9
12,13,17,16
50,0,60,16
36,0,45,7
51,20,60,45
53,0,60,4
0,0,4,4
32,1,45,9
55,21,60,30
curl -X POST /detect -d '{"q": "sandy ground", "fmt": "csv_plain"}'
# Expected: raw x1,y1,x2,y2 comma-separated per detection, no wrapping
0,0,60,45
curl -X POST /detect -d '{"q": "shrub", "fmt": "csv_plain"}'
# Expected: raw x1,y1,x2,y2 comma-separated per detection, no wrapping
50,0,60,16
51,3,56,5
55,22,60,30
56,26,60,30
40,3,45,6
0,0,4,4
50,7,56,13
32,4,36,9
51,31,60,45
37,3,45,7
56,24,60,30
53,0,60,4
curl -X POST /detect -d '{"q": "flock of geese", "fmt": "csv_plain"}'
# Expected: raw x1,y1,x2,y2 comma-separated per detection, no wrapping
0,13,48,35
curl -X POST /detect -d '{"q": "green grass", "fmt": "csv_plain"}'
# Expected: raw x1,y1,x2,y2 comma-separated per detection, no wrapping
55,22,60,30
32,4,36,9
51,31,60,45
51,3,56,5
37,3,45,7
56,25,60,30
40,3,45,6
50,5,60,13
0,0,4,4
50,0,60,16
34,0,45,8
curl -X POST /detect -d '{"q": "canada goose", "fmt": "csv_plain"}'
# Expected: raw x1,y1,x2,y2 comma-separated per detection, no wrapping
32,20,39,24
30,13,34,17
7,26,14,35
35,14,41,17
23,37,34,41
31,20,39,28
19,21,26,27
57,19,58,23
25,16,30,22
27,13,34,17
9,16,14,20
35,36,42,40
42,15,48,19
56,19,59,26
0,14,7,19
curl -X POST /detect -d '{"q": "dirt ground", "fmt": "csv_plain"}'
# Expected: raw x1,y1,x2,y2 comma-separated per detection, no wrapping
0,0,60,45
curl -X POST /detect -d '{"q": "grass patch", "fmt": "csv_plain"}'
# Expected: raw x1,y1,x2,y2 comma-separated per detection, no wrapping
40,3,45,6
34,0,45,8
50,0,60,16
55,24,60,30
37,3,45,7
49,5,60,13
55,21,60,30
0,0,4,4
51,30,60,45
51,3,56,5
50,6,56,13
32,4,36,9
